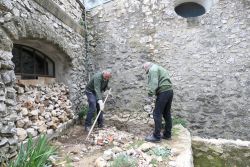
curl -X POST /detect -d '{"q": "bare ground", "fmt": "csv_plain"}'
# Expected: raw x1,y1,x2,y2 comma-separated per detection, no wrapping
50,123,189,167
51,124,114,167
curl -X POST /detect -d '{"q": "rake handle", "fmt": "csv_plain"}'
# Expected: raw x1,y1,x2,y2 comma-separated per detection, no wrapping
85,88,111,140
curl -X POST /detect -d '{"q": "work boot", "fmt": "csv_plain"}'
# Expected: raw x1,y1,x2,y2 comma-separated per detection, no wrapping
161,134,171,140
85,126,90,132
145,134,161,143
98,124,104,128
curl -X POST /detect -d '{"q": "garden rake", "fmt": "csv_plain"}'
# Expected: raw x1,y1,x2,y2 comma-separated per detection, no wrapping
85,88,112,141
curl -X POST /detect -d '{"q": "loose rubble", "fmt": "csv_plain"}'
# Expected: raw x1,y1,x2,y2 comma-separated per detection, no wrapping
53,124,193,167
14,83,76,143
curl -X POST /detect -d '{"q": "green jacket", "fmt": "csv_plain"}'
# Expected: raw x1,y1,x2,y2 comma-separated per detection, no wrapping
86,72,109,100
147,64,172,96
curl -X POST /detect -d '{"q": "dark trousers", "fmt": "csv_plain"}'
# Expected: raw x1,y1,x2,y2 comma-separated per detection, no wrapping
153,90,173,139
85,91,103,127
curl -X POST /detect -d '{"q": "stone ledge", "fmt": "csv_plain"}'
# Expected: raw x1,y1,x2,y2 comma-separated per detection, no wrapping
19,117,78,147
192,136,250,167
47,118,77,140
33,0,85,36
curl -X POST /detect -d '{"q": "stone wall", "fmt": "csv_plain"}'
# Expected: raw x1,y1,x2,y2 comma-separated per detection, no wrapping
192,136,250,167
0,0,86,160
87,0,250,140
50,0,83,21
1,0,87,109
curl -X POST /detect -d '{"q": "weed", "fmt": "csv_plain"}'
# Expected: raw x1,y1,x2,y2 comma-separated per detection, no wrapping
78,105,88,120
150,158,158,166
161,117,187,130
148,147,171,157
172,116,187,127
9,135,57,167
111,155,138,167
79,18,85,26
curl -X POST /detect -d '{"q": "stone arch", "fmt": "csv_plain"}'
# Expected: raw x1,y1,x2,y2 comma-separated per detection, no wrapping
1,17,74,84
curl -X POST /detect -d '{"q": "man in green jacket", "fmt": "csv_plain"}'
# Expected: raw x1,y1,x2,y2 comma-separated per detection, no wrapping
84,69,112,132
143,62,174,142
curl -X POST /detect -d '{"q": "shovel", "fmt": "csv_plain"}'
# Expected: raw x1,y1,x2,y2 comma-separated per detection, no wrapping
85,88,112,140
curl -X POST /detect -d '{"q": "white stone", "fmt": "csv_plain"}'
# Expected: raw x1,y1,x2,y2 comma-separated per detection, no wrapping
26,128,38,137
139,142,156,152
16,128,27,141
16,119,25,128
0,102,6,112
12,8,20,16
21,108,28,116
102,149,113,161
95,157,107,167
47,129,54,135
71,156,80,162
30,109,39,116
144,105,152,113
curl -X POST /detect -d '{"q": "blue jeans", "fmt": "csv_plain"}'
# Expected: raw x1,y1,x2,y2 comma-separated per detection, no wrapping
153,90,173,139
85,90,103,127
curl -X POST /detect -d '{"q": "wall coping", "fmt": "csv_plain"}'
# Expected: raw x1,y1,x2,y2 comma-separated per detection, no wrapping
33,0,85,36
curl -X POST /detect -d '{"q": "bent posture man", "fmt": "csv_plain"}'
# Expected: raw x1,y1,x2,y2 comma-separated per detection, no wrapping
143,62,174,143
84,69,112,132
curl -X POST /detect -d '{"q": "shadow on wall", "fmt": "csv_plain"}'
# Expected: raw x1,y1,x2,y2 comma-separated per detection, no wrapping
13,39,72,85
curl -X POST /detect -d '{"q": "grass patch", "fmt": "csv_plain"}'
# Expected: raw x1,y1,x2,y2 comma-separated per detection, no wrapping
9,135,57,167
111,155,138,167
148,147,171,157
150,158,158,166
162,117,187,130
172,117,187,127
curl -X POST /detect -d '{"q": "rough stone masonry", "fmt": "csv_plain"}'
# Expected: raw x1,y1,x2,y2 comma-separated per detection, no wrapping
0,0,250,161
0,0,86,160
87,0,250,140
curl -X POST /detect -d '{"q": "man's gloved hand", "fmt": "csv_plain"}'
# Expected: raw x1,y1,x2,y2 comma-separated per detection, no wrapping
98,100,105,111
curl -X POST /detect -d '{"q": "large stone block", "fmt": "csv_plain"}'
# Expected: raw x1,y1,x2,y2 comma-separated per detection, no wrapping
192,137,250,167
0,50,13,61
0,122,15,137
1,71,15,85
0,30,13,51
0,102,6,113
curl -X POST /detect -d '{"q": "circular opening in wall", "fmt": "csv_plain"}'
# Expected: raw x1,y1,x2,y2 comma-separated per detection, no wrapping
175,2,206,18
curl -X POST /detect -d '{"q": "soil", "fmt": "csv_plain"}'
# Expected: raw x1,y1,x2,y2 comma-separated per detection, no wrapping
51,124,131,167
51,122,171,167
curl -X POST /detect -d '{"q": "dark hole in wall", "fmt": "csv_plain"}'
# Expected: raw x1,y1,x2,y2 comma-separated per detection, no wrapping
175,2,206,18
12,44,55,79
